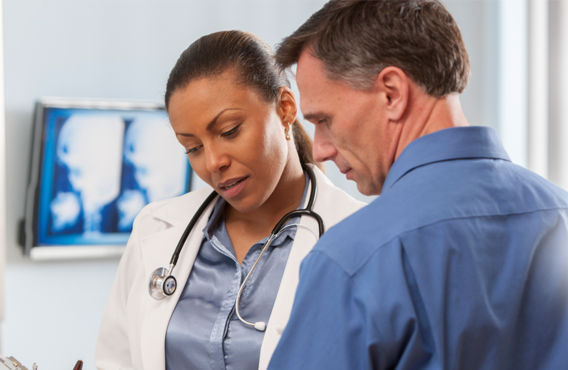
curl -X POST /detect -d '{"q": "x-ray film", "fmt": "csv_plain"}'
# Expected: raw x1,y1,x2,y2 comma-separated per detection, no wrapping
22,99,192,259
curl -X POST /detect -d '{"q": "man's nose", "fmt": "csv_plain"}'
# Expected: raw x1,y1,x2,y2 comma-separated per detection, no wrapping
313,125,338,163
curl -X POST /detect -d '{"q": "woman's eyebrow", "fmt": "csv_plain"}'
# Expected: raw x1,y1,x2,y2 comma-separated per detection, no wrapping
176,108,243,137
206,108,243,131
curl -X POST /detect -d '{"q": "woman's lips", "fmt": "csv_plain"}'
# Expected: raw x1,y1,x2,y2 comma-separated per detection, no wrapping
218,176,249,198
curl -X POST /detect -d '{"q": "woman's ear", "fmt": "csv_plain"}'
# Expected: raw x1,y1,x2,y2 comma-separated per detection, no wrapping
277,86,298,125
376,66,409,122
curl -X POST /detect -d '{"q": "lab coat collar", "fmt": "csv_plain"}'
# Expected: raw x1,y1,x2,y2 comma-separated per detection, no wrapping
150,186,215,228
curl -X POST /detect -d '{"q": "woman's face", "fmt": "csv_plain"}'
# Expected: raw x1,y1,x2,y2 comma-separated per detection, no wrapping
168,69,295,213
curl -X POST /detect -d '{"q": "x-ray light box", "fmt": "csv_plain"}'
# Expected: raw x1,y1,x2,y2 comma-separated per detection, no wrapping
20,98,192,260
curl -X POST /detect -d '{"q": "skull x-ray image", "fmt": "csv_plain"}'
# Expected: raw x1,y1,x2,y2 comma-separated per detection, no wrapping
52,114,124,236
37,107,190,246
118,116,189,231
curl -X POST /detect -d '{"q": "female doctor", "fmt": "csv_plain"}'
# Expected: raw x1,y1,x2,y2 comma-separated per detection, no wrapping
95,30,365,370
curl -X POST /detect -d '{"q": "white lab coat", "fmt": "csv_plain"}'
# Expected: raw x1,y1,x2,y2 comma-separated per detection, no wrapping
95,165,366,370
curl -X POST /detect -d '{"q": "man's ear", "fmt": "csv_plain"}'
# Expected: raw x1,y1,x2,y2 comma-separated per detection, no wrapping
277,86,298,124
376,66,409,122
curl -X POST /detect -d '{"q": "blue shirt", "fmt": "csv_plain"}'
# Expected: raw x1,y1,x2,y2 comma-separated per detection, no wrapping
165,173,308,370
269,127,568,370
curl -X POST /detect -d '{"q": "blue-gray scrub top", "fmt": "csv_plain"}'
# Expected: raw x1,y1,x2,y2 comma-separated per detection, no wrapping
165,173,309,370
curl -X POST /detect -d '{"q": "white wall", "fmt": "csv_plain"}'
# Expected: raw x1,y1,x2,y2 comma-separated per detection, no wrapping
498,0,529,167
0,0,5,350
0,0,506,369
445,0,500,131
445,0,530,166
549,0,568,189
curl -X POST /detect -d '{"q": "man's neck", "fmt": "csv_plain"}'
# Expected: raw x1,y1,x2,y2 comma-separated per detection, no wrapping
394,92,469,160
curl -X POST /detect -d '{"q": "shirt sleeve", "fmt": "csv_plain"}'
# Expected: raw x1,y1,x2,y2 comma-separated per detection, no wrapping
267,240,436,370
267,250,384,369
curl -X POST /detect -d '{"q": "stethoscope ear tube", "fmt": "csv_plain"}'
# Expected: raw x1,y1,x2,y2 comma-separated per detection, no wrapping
148,191,218,300
271,164,324,236
270,209,324,237
169,190,219,267
303,164,318,211
148,163,325,323
235,222,320,331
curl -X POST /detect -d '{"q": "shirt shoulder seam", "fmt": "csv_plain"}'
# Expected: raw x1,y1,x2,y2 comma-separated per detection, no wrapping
323,205,568,277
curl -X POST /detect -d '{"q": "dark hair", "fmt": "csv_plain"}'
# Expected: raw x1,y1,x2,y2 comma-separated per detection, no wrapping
275,0,470,97
165,30,321,170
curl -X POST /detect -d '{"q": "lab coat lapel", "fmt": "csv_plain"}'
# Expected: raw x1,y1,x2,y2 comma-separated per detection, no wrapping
139,189,218,370
259,166,337,370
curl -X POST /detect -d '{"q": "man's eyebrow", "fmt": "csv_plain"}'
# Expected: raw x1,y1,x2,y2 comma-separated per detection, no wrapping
302,112,326,121
175,108,243,137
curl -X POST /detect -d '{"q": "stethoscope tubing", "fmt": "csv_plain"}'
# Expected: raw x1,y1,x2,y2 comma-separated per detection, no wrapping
148,164,325,331
170,190,219,268
271,209,324,237
234,223,319,331
170,164,321,276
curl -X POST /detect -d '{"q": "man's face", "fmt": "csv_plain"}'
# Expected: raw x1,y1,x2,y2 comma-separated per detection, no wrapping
296,51,398,195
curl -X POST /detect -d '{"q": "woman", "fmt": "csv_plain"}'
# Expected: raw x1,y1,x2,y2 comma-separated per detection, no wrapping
95,31,365,370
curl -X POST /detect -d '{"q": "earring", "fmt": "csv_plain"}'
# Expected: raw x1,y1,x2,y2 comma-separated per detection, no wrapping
284,122,291,141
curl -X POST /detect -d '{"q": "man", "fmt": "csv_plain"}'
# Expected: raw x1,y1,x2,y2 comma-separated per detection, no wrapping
268,1,568,369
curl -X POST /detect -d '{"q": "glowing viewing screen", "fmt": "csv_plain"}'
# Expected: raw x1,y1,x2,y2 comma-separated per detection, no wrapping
36,107,190,246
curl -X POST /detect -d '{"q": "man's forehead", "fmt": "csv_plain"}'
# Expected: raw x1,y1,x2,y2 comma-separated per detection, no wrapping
296,50,329,89
296,50,354,115
297,50,356,91
297,51,340,114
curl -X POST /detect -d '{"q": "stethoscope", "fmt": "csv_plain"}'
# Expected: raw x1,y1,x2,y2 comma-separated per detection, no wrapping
148,164,324,331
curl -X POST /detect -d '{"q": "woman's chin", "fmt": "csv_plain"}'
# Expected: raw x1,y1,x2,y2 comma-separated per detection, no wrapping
224,194,265,215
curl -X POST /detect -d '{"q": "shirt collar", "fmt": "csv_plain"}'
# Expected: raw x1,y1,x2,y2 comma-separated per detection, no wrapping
382,126,511,193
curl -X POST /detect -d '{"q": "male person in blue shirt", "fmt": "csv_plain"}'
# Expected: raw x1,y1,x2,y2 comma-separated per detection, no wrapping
268,0,568,369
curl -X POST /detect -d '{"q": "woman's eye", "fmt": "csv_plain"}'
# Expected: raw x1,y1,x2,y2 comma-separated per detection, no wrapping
221,124,241,137
186,145,202,155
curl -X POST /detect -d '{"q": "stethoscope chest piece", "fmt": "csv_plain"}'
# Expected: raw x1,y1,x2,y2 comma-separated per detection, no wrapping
146,165,324,332
148,267,177,300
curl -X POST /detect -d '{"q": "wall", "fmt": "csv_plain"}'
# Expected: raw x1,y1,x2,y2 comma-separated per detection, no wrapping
445,0,500,131
448,0,546,173
1,1,501,369
0,0,5,351
549,0,568,189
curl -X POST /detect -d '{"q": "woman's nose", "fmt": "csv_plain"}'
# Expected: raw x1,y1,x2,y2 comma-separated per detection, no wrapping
204,145,230,173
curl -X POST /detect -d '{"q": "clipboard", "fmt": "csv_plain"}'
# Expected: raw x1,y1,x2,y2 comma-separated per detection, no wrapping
0,354,82,370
